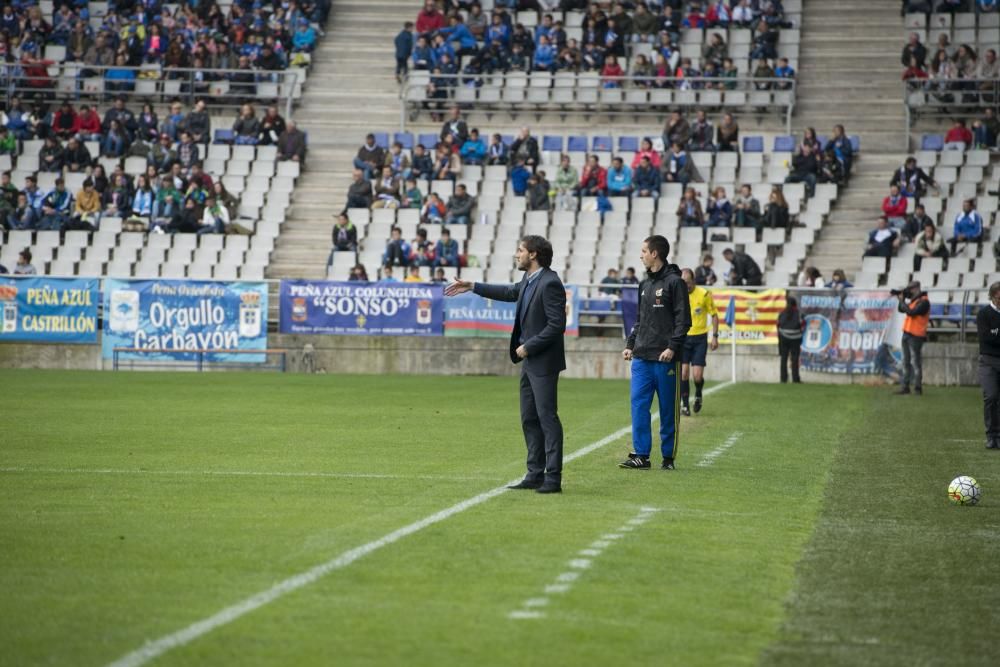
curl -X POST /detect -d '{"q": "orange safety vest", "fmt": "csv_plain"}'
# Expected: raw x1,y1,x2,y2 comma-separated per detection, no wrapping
902,294,930,338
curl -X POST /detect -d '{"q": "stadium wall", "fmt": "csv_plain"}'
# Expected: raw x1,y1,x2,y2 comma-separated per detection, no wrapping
0,337,980,386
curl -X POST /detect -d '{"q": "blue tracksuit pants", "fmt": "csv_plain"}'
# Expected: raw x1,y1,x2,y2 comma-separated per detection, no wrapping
630,358,680,459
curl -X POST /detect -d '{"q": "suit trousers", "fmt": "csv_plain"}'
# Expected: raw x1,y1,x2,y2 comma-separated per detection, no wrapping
979,354,1000,440
519,369,563,484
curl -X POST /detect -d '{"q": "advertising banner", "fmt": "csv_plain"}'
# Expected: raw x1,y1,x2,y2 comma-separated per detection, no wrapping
799,290,898,374
280,280,444,336
712,289,786,345
444,285,580,337
102,279,268,362
0,277,98,343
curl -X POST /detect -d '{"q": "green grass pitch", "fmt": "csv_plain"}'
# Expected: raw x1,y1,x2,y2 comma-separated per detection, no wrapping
1,369,997,666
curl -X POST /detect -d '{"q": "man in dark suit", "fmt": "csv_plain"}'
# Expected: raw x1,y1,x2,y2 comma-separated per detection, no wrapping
445,236,567,493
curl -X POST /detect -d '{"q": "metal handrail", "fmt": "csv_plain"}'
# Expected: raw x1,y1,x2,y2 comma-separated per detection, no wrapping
401,72,796,134
2,63,303,118
902,78,999,150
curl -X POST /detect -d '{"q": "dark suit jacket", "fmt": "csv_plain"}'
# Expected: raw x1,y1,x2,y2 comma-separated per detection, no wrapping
474,268,567,375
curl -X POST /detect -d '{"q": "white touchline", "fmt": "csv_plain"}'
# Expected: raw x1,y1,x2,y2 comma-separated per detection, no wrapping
106,382,733,667
0,467,490,482
696,431,745,468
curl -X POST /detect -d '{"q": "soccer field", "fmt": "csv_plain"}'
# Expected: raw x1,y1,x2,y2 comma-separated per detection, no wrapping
1,370,997,667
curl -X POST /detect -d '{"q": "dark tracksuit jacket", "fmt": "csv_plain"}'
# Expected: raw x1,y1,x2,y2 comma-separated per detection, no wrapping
626,263,691,360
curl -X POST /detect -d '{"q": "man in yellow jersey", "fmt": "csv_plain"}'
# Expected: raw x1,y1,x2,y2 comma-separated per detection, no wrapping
680,268,719,416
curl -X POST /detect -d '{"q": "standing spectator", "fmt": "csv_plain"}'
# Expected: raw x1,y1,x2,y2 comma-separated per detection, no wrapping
864,216,899,258
354,134,385,180
944,118,972,150
882,184,909,230
776,296,804,384
733,184,762,230
277,121,307,162
13,248,36,275
895,281,930,396
722,248,763,286
913,221,950,271
445,184,475,224
785,142,818,197
950,198,983,256
553,154,578,210
694,253,717,286
382,226,411,267
434,228,460,268
976,282,1000,449
395,22,414,83
346,169,373,209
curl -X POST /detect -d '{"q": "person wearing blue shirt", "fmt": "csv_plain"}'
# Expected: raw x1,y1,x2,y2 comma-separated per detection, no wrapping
774,57,795,90
412,35,436,70
292,19,317,52
607,158,633,197
510,160,532,196
439,16,477,57
950,199,984,257
394,21,414,82
706,187,733,227
382,226,412,267
434,228,460,267
38,180,74,231
486,15,510,49
23,176,46,212
459,129,487,165
824,124,853,180
432,34,456,66
633,156,661,199
533,35,556,72
534,14,554,45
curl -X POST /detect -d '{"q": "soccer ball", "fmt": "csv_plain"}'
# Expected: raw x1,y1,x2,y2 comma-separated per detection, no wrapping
948,476,981,506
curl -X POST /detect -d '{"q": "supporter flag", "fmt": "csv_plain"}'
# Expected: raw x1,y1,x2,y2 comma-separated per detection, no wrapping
712,289,786,345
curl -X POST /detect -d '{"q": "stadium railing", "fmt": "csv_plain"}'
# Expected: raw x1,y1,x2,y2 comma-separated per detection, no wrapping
902,78,998,149
8,65,304,118
400,73,796,133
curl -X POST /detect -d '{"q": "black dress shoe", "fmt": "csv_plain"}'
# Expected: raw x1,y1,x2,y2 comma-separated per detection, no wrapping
536,482,562,494
508,479,543,490
987,439,999,450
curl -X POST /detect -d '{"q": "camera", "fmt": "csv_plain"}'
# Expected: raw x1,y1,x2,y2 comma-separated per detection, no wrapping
890,288,904,296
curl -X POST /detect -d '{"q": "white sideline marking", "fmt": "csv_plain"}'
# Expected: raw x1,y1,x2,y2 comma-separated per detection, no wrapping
696,431,745,468
523,598,548,608
0,467,489,483
107,381,733,667
568,559,592,570
556,572,580,583
508,610,545,620
544,584,570,594
578,549,601,557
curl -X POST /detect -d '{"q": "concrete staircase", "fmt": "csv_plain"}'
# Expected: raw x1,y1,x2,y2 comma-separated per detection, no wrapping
795,0,908,281
267,0,412,279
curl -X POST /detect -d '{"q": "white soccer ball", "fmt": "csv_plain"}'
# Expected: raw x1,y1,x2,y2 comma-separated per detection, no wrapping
948,476,981,506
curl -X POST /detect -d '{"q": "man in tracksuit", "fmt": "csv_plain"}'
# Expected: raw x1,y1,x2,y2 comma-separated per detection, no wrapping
620,235,691,470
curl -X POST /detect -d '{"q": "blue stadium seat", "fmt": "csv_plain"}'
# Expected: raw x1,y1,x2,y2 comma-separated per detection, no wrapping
394,132,414,149
592,136,612,152
214,129,235,144
567,135,588,152
501,134,514,145
849,135,860,153
374,132,390,149
543,135,564,152
817,135,828,148
742,136,764,152
922,134,944,151
773,135,795,152
418,133,439,149
618,136,640,152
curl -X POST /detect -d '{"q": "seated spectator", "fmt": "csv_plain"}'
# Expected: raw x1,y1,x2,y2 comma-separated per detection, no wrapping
411,144,435,180
575,155,607,197
71,179,101,231
632,2,659,42
863,216,900,258
536,35,558,72
13,248,36,275
944,118,972,151
186,100,212,145
734,184,762,230
600,268,621,296
689,110,715,152
292,19,317,53
346,169,373,209
150,176,181,229
257,107,287,146
554,154,579,210
40,137,65,173
774,57,795,90
663,110,691,148
764,186,790,232
176,132,200,171
380,266,399,282
797,266,823,288
526,172,551,212
606,157,632,197
622,266,640,286
148,134,176,173
694,253,718,286
913,222,950,271
431,267,447,283
460,129,487,166
39,179,74,231
716,113,739,152
445,184,475,224
421,192,446,224
824,124,854,179
51,102,78,140
440,107,469,146
382,226,411,267
136,104,159,143
510,127,540,167
354,134,385,180
799,127,822,155
62,138,92,174
8,193,38,231
785,143,818,197
486,134,509,165
383,142,410,180
601,54,624,86
412,35,436,71
509,160,533,197
349,264,370,281
330,213,357,253
0,128,16,160
404,266,424,283
106,54,136,92
435,228,460,268
707,186,732,227
197,195,229,235
902,32,928,69
973,107,998,150
663,141,701,188
409,228,435,267
827,269,854,290
631,138,661,170
130,175,155,223
677,187,705,227
372,166,402,209
401,178,423,209
233,104,260,145
950,198,984,256
277,121,308,163
433,145,459,182
902,56,929,81
903,202,935,242
633,156,661,199
750,21,778,61
722,248,763,286
882,184,909,230
978,49,998,107
702,31,728,67
102,173,133,217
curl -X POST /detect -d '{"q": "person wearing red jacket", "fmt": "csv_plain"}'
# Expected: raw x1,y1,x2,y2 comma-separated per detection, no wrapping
575,154,607,197
944,119,973,149
415,0,444,36
51,102,79,140
76,105,102,141
631,137,662,170
882,183,908,228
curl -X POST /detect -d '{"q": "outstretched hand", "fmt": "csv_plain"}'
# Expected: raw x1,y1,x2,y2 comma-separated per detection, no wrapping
444,279,473,297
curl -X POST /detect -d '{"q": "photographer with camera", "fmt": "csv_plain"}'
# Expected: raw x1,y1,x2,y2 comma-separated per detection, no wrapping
893,280,930,396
